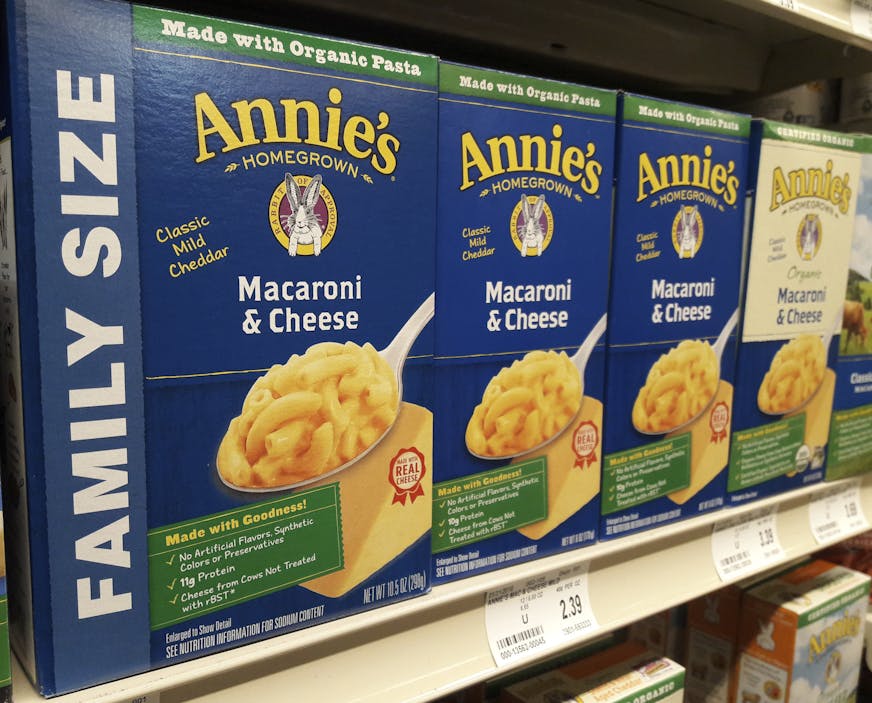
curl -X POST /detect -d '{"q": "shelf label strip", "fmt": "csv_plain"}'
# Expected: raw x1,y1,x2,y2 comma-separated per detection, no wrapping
809,480,869,544
484,563,598,667
852,0,872,39
711,506,784,582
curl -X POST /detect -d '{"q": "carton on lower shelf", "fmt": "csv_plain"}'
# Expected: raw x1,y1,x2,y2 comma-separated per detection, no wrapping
734,560,870,703
685,586,743,703
0,0,435,694
500,641,685,703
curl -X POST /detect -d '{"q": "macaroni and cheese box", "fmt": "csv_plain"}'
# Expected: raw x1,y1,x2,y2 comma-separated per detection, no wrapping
600,95,749,539
685,586,743,703
0,0,435,694
0,478,11,703
432,63,615,582
629,606,686,663
734,560,870,703
728,121,861,505
827,136,872,481
500,641,685,703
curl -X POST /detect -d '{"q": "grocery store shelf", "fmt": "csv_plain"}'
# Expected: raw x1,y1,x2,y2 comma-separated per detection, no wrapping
12,475,872,703
179,0,872,98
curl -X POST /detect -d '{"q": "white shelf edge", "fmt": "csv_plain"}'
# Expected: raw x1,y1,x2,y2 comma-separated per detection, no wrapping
11,474,872,703
726,0,872,48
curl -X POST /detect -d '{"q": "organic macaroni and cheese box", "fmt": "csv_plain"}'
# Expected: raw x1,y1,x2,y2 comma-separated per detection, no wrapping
734,560,870,703
728,121,861,504
827,136,872,481
600,95,749,539
0,0,435,694
500,641,685,703
432,64,615,582
685,586,743,703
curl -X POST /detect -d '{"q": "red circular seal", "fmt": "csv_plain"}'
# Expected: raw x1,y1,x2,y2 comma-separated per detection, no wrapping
389,447,426,504
709,401,729,443
572,421,599,468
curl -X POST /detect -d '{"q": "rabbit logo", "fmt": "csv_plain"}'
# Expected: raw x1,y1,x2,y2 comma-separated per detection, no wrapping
268,172,338,256
756,620,776,651
510,193,553,257
703,594,721,624
671,205,703,259
795,213,821,261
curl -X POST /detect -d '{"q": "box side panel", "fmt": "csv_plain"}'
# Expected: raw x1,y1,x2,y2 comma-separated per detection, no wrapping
24,0,150,692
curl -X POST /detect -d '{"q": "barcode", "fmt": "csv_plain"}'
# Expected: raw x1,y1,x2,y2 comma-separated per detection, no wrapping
720,551,750,567
605,509,680,535
497,625,545,651
816,521,838,535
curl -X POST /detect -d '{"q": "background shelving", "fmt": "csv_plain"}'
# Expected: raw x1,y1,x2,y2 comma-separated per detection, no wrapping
12,475,872,703
11,0,872,700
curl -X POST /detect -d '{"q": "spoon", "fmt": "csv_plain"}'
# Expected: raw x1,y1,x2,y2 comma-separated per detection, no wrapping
468,312,607,461
221,292,435,493
634,307,739,436
759,308,841,417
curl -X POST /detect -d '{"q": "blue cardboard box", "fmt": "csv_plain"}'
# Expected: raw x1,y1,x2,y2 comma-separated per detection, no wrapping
600,94,749,539
0,0,435,693
432,63,615,582
827,136,872,481
728,121,861,503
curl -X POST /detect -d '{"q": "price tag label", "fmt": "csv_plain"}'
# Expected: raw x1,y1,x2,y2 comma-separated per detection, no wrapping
712,507,785,582
809,481,868,544
769,0,799,11
851,0,872,39
484,563,598,667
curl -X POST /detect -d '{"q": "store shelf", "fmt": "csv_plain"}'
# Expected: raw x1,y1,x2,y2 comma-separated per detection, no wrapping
5,1,872,701
187,0,872,98
11,475,872,703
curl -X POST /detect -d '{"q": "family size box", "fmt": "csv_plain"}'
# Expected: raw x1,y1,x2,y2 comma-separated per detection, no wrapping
500,641,685,703
0,0,436,694
600,95,750,539
734,560,870,703
728,122,861,505
827,135,872,481
432,63,615,582
0,482,11,703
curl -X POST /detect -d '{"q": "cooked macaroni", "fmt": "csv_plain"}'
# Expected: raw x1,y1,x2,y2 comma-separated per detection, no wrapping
632,339,718,433
757,334,825,414
466,350,581,457
217,341,398,488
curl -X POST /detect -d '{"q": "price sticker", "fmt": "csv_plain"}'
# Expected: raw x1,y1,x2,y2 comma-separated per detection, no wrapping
809,481,868,544
769,0,799,11
484,563,598,667
712,507,785,582
851,0,872,40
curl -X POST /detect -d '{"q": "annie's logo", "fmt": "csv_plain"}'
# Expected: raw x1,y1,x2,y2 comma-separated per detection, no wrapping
671,205,703,259
770,161,852,214
796,213,822,261
510,193,553,257
268,173,338,255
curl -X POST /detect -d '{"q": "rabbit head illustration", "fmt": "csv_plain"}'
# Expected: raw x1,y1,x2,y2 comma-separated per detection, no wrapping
703,594,720,624
801,217,818,259
284,173,324,256
518,193,546,257
678,206,698,259
756,620,776,651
